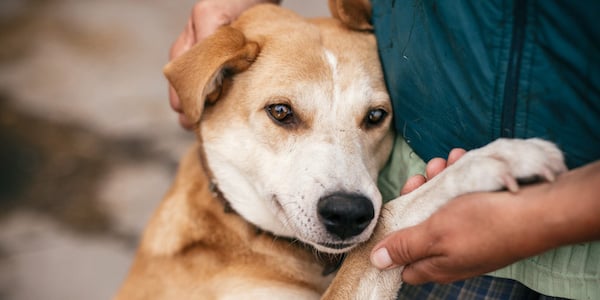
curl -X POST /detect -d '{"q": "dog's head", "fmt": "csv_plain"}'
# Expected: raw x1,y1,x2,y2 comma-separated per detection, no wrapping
165,3,392,254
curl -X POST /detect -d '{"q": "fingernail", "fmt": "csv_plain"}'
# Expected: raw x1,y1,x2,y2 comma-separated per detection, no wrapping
371,248,393,269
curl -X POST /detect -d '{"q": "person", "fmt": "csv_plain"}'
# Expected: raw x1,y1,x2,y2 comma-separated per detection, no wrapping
167,0,600,299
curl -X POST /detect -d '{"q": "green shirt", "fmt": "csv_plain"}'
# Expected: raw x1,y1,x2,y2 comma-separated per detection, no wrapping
378,135,600,299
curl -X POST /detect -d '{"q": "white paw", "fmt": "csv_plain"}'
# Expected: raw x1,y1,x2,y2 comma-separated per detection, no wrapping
449,138,567,193
354,267,403,300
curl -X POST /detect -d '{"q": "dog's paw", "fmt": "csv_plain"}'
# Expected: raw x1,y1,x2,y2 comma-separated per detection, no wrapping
352,267,403,300
445,138,567,193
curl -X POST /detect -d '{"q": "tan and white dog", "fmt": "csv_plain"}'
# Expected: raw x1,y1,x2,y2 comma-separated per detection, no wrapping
116,1,566,299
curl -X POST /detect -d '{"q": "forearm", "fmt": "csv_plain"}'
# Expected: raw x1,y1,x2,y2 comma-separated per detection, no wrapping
514,160,600,257
371,154,599,284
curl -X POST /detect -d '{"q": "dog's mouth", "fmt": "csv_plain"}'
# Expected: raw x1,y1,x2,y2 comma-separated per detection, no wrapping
319,242,354,249
314,242,357,254
269,193,374,254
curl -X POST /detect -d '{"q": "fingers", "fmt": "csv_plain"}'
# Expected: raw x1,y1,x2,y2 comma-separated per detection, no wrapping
168,64,193,128
425,157,447,179
168,20,196,129
401,257,452,285
425,148,466,179
401,148,468,194
169,19,196,61
168,1,277,130
447,148,467,165
190,2,232,42
400,175,426,195
401,261,433,285
168,86,182,113
370,225,433,270
178,113,195,130
169,84,194,129
400,157,448,195
168,20,195,119
168,1,234,130
371,231,453,285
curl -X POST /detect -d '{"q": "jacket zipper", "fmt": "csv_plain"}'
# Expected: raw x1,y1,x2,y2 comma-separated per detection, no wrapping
500,0,528,138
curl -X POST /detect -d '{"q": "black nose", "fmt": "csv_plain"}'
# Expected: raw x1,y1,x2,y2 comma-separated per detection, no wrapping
317,193,374,239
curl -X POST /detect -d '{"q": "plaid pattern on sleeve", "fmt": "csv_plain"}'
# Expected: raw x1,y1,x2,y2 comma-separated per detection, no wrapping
397,276,570,300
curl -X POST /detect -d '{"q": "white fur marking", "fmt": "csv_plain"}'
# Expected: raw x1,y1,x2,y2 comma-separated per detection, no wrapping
324,49,340,101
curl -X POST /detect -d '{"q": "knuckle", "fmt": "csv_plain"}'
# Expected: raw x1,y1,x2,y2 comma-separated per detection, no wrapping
387,234,415,264
192,1,214,16
192,1,229,23
420,263,444,283
404,263,431,285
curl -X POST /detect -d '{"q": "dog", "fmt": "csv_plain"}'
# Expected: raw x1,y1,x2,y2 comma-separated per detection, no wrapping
116,1,567,299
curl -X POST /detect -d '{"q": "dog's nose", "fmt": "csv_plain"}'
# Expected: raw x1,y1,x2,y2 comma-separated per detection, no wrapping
317,193,374,239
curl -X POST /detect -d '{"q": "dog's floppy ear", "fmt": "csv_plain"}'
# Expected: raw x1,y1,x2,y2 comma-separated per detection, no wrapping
164,26,259,125
329,0,373,31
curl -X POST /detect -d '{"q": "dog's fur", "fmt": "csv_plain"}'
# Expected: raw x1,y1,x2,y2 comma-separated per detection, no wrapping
116,2,566,299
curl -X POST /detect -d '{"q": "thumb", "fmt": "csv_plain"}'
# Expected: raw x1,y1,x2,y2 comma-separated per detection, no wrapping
370,225,433,270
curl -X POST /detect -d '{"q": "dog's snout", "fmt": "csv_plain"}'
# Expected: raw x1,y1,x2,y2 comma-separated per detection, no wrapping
317,193,374,239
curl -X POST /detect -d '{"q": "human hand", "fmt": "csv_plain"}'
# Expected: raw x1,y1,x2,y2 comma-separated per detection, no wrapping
371,153,600,285
400,148,466,194
371,147,525,284
372,190,537,284
168,0,278,129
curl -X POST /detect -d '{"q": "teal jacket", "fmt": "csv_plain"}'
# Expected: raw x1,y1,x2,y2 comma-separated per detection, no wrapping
372,0,599,169
372,0,600,298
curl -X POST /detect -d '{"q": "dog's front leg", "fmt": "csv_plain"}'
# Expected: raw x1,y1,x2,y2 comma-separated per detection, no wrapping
322,138,567,299
321,177,457,300
320,219,403,300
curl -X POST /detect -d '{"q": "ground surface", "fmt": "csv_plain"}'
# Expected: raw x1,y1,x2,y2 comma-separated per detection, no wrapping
0,1,327,299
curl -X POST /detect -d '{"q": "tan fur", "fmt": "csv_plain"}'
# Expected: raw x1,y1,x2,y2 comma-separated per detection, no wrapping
166,26,260,125
116,2,568,299
117,2,389,299
117,146,330,299
323,138,567,300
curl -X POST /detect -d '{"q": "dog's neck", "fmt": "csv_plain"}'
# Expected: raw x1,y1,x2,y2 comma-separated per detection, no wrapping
208,178,234,213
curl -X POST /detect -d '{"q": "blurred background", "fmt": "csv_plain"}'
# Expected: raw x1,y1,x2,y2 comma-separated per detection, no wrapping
0,1,328,299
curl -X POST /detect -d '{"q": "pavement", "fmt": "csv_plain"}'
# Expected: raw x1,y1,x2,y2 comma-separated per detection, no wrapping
0,1,328,299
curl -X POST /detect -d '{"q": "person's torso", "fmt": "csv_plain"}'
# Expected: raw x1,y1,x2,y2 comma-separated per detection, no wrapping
372,0,600,168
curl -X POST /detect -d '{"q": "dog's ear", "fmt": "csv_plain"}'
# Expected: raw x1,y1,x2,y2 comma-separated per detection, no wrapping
329,0,373,31
164,26,260,125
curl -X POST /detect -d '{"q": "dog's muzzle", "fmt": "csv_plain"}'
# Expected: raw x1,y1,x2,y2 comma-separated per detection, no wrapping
317,193,374,240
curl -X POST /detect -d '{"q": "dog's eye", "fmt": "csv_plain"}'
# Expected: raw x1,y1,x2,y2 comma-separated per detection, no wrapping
266,104,295,125
364,108,388,128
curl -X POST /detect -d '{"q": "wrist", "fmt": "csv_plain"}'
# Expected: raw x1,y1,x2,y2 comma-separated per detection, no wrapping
510,162,600,257
509,184,560,257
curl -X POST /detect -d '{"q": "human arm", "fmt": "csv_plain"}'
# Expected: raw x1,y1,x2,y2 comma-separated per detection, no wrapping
371,159,600,284
169,0,280,129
